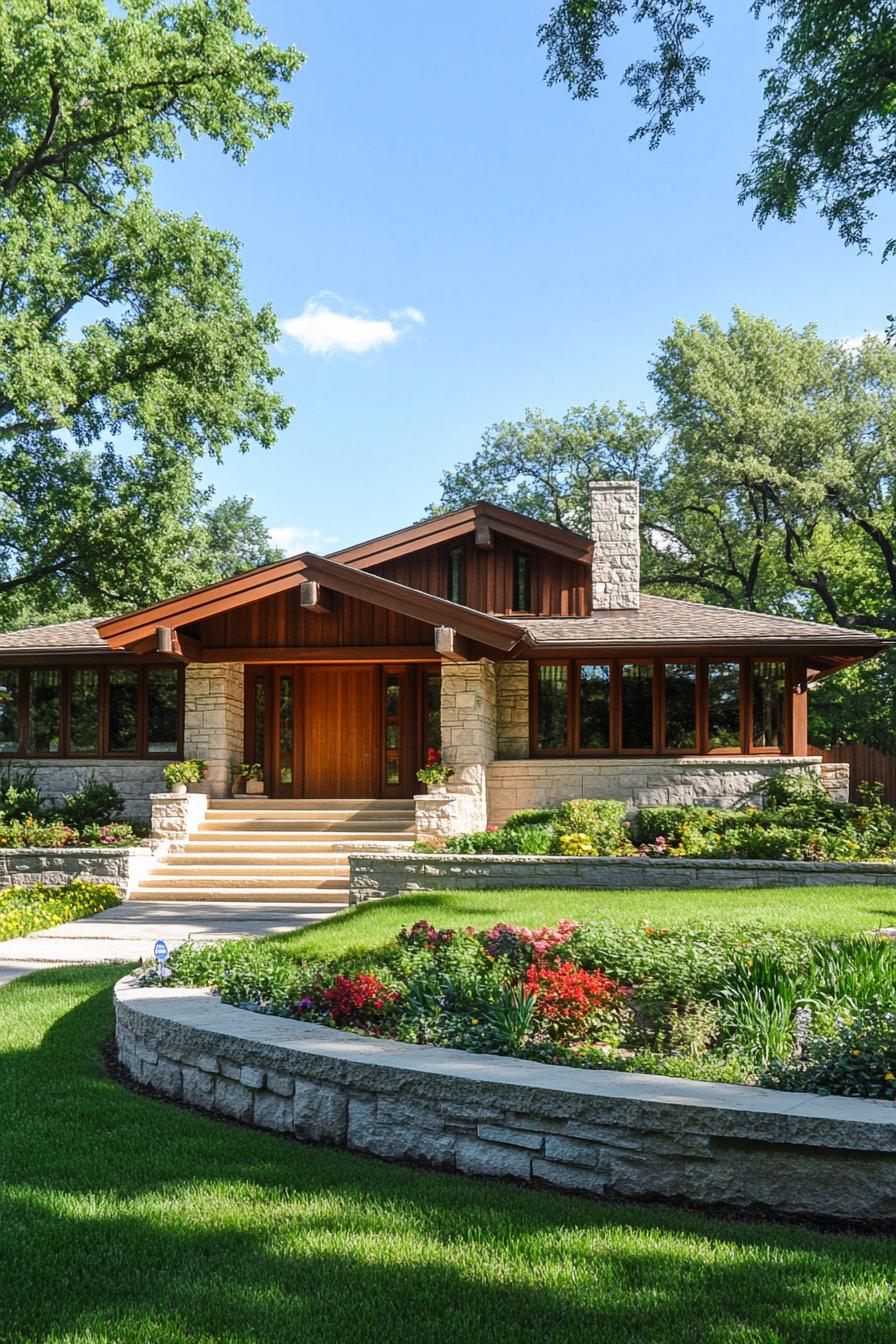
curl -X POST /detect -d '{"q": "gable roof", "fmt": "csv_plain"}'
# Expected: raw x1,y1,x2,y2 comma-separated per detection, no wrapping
328,502,594,569
97,552,528,654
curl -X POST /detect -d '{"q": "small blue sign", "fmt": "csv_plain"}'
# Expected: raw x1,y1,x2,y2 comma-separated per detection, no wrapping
153,939,169,963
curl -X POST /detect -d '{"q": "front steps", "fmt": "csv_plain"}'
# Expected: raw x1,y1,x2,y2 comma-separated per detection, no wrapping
130,798,415,903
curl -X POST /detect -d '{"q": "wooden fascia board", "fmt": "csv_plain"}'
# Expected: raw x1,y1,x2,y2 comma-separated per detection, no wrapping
329,505,593,569
99,557,310,644
300,555,526,651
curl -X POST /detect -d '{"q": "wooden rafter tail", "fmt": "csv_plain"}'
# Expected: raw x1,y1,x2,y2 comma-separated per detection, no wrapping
299,580,331,614
434,627,470,662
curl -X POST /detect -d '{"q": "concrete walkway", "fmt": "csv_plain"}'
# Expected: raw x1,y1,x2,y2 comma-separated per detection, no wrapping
0,899,345,985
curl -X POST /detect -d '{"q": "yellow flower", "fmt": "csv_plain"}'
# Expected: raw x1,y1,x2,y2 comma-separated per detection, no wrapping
471,1018,479,1025
885,1072,895,1081
851,1049,861,1056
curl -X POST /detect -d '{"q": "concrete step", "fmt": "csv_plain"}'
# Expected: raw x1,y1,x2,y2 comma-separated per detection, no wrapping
139,871,350,890
131,886,350,903
199,814,413,827
180,838,408,853
210,798,412,811
161,854,349,869
194,826,414,840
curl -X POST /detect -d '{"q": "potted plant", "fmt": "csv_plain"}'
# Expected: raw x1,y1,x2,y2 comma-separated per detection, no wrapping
416,749,454,795
163,759,209,795
240,762,265,796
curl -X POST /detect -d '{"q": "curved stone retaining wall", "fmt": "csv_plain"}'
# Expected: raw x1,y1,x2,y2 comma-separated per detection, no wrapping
348,853,896,903
115,976,896,1225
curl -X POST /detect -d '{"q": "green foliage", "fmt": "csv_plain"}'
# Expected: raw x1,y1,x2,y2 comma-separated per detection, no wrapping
59,775,124,830
538,2,896,260
763,1000,896,1100
0,878,119,940
503,807,562,828
164,758,208,788
0,1,303,622
0,764,43,820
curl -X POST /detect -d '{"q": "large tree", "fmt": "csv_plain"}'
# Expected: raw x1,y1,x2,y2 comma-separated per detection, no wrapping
538,2,896,257
431,310,896,745
0,0,302,625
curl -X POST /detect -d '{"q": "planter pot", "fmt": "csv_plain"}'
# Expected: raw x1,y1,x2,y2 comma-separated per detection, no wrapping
245,778,265,796
169,781,187,796
427,783,449,796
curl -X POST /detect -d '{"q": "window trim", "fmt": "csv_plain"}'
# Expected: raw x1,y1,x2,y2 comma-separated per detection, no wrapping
530,657,793,758
510,549,535,615
445,545,465,606
0,663,184,760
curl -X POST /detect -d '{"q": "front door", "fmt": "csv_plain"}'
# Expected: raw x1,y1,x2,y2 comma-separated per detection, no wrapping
245,663,441,798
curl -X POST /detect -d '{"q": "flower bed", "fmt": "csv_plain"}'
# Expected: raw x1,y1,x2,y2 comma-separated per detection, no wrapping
0,768,148,848
143,915,896,1101
0,879,121,941
417,774,896,863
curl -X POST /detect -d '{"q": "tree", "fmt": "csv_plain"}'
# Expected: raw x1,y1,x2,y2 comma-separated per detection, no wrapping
0,0,303,623
199,494,284,580
538,2,896,257
431,403,662,533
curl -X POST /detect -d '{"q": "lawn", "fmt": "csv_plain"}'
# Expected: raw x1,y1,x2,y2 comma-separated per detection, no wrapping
276,884,896,960
2,883,896,1342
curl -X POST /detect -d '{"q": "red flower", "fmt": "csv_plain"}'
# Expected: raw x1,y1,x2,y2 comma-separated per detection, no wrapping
322,973,399,1026
524,961,628,1045
426,747,441,766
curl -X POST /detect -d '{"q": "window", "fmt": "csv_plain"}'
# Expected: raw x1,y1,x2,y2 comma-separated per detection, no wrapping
707,662,742,750
423,669,441,757
531,657,790,758
69,669,100,754
752,661,786,749
147,668,179,753
446,547,464,604
0,670,20,754
536,664,568,750
278,675,293,786
663,663,697,751
578,664,611,750
0,664,184,759
28,669,62,754
511,551,532,612
252,674,266,768
384,672,402,787
108,669,139,752
620,663,654,751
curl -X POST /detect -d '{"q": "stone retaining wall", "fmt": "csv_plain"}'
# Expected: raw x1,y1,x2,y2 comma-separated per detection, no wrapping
1,759,166,821
486,756,839,826
115,976,896,1225
0,844,157,895
348,853,896,902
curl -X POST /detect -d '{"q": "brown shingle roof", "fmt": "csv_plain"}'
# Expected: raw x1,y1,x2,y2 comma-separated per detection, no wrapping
0,618,111,654
517,595,887,649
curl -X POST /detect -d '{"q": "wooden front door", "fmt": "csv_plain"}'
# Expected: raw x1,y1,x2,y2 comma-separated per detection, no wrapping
245,663,441,799
300,665,379,798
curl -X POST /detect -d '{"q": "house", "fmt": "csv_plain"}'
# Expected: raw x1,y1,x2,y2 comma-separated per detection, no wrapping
0,482,884,838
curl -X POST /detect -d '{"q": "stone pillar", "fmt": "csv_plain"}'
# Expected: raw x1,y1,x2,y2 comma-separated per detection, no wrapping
496,661,529,759
590,480,640,610
150,791,209,850
418,659,496,838
183,662,244,798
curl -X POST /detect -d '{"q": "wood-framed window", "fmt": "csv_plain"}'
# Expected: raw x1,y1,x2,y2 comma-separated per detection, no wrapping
445,546,465,605
511,550,533,613
530,657,793,757
0,664,184,759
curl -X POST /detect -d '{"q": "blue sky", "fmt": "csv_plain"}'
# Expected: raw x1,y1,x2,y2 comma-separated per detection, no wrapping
153,1,892,553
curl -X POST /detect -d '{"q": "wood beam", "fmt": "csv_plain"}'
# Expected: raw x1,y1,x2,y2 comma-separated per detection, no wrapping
435,626,470,662
172,630,202,661
199,645,440,664
474,517,494,549
299,580,331,614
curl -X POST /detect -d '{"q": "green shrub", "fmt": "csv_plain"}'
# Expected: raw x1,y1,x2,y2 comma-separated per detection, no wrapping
60,775,125,830
503,807,561,828
553,798,631,855
762,999,896,1099
0,764,43,821
0,879,120,940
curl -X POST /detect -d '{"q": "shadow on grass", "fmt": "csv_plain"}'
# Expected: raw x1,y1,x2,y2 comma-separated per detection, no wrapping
0,965,894,1344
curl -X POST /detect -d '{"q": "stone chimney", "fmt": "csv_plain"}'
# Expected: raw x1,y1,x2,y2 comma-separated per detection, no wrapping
589,480,640,610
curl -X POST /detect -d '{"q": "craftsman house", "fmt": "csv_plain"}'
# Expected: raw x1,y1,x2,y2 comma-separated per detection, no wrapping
0,482,884,840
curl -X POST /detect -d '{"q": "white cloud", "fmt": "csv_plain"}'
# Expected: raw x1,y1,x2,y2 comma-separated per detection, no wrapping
279,292,425,356
840,330,886,352
269,525,339,555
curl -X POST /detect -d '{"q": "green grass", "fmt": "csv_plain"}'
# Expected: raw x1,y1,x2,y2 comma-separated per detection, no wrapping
276,884,896,960
2,956,896,1342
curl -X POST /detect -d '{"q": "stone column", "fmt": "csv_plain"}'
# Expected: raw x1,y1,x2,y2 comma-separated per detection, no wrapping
590,480,640,610
496,661,529,759
183,662,245,798
417,659,496,838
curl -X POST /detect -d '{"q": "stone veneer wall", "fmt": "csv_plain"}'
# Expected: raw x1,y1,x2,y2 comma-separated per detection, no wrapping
348,852,896,902
0,844,158,895
0,760,166,821
495,661,529,759
183,662,244,798
150,791,208,850
590,480,640,610
486,756,837,824
115,977,896,1225
427,659,497,838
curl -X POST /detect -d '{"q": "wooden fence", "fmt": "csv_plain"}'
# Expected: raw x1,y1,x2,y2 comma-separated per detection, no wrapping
814,742,896,805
